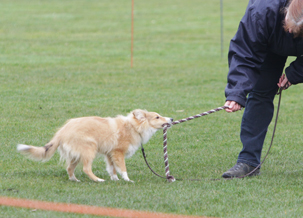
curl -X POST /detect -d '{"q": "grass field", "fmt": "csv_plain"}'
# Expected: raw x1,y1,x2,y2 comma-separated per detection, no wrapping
1,0,303,217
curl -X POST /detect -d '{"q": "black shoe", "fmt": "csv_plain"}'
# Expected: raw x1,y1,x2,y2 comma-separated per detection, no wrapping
222,162,260,178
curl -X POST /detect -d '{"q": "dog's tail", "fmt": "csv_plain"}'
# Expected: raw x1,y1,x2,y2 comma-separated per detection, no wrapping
17,140,59,162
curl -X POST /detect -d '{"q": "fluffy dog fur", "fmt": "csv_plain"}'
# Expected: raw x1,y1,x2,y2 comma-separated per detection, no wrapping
17,109,172,182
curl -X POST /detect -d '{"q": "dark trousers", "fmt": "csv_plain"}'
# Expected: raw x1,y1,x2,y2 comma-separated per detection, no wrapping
238,52,287,167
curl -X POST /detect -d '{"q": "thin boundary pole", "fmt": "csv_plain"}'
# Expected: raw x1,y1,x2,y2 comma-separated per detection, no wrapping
131,0,134,67
220,0,224,58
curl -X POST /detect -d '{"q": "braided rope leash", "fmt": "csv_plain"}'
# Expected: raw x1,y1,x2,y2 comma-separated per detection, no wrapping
162,106,229,182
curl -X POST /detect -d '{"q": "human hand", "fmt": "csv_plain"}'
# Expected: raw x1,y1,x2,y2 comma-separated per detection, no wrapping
277,74,291,90
224,101,242,113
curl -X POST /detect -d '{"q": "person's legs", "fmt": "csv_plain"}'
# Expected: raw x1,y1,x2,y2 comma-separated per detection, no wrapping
238,53,287,167
223,53,287,177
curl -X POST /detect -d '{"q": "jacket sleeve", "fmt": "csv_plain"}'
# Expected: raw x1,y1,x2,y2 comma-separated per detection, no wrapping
285,56,303,84
225,4,269,107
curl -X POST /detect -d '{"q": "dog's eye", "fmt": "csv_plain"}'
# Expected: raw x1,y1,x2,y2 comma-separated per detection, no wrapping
156,116,160,119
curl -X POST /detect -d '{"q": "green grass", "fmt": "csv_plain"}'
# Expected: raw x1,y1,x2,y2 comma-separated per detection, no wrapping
1,0,303,217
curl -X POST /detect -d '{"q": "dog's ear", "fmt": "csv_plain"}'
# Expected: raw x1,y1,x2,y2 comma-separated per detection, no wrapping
132,109,146,121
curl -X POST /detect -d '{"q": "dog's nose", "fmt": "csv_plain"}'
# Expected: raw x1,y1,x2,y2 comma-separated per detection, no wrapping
170,118,173,122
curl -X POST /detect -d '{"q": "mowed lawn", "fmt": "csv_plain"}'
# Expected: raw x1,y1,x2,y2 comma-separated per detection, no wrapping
1,0,303,217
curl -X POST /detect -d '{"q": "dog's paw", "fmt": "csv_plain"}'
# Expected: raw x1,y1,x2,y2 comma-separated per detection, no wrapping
123,178,134,183
96,178,105,182
122,177,134,183
110,175,119,181
121,172,134,182
69,178,81,182
69,175,81,182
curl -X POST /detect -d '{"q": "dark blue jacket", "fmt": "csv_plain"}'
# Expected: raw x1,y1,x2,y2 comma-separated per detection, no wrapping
225,0,303,107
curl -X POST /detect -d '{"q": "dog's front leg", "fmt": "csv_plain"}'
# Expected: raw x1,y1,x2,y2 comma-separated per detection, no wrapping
111,151,134,183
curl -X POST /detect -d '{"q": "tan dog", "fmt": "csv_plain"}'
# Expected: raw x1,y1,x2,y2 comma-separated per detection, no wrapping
17,109,172,182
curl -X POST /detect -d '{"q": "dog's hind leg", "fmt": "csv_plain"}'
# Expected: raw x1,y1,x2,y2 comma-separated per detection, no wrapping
111,151,133,182
67,159,80,182
82,157,105,182
105,155,119,181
